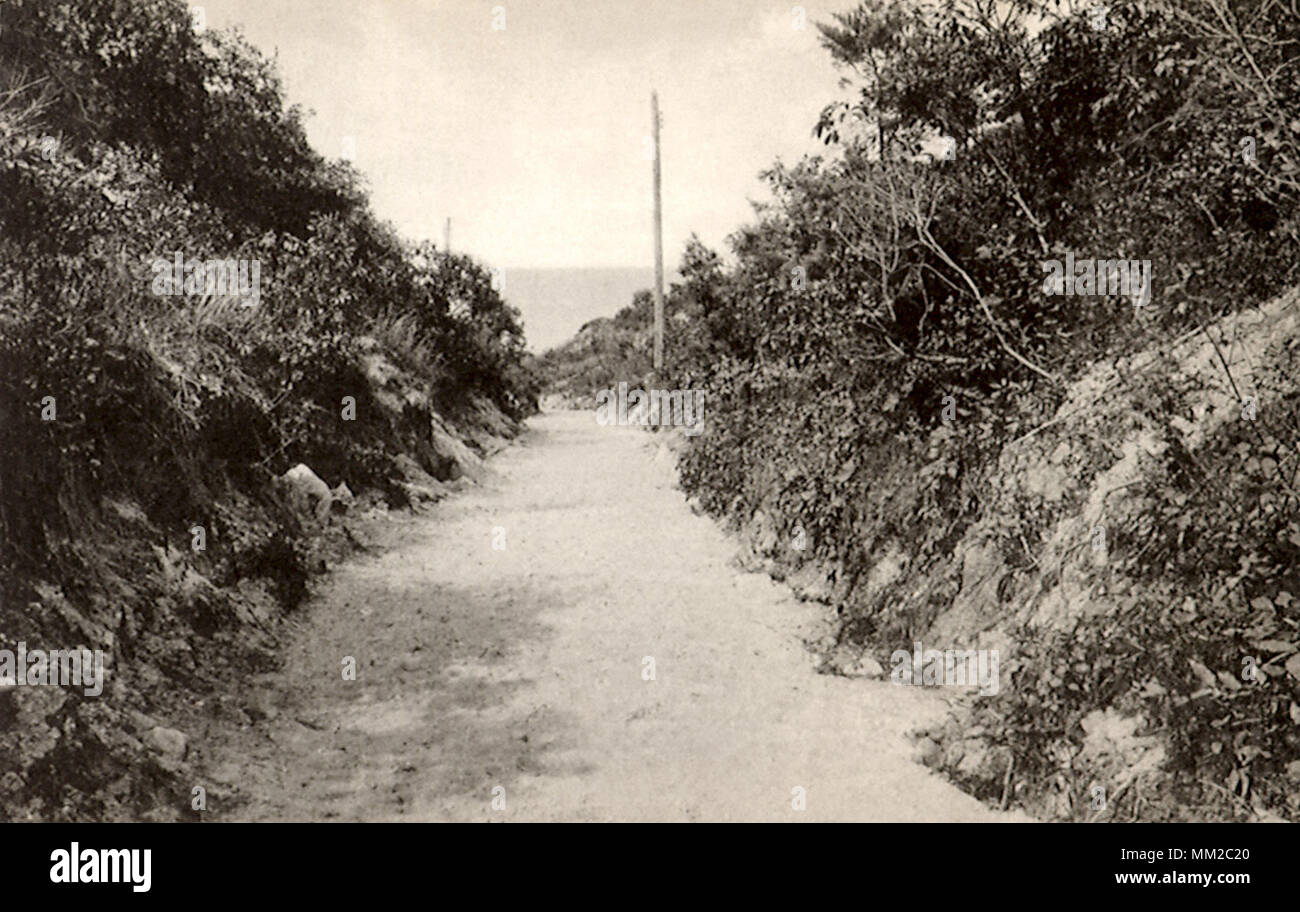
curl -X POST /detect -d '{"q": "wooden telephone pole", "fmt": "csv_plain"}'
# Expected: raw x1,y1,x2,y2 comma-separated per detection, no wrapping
444,217,451,253
651,91,664,372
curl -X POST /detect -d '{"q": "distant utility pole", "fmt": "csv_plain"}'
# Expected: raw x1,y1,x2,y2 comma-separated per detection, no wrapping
444,217,452,253
651,90,664,372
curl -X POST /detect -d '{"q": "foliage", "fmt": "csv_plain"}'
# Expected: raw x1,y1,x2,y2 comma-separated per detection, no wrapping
537,0,1300,820
0,0,537,819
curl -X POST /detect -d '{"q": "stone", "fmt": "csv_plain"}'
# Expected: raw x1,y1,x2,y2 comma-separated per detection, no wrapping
847,654,885,677
143,726,187,762
280,463,332,523
331,482,354,515
915,736,943,767
819,643,885,678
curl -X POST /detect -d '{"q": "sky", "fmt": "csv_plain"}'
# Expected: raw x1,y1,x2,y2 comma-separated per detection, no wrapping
192,0,855,272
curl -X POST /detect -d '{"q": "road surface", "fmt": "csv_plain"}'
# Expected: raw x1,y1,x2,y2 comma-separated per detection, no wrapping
206,409,1021,822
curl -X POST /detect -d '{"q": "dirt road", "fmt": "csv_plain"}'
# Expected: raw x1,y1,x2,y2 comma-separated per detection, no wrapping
207,410,1020,822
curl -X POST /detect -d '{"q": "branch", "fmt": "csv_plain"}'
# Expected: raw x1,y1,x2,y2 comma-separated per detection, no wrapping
910,195,1059,384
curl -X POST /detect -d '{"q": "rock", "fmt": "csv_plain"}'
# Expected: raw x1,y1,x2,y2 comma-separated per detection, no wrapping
398,480,448,504
280,463,332,522
915,736,943,767
392,453,425,480
128,709,160,731
818,643,885,678
429,416,485,482
393,453,452,504
469,395,518,437
331,482,354,515
847,654,885,677
143,726,187,763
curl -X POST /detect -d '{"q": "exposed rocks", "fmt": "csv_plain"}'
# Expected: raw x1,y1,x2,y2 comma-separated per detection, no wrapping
816,642,885,678
915,736,943,767
143,726,188,764
430,414,486,482
0,359,521,820
392,453,450,504
280,463,332,523
330,482,354,515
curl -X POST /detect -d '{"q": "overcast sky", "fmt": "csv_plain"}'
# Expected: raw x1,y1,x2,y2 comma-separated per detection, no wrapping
192,0,853,270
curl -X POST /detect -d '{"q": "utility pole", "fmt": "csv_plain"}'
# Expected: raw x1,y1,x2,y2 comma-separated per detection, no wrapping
651,91,664,372
444,217,451,253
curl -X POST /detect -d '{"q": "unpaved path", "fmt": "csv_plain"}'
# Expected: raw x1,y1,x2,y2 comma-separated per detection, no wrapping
206,410,1020,822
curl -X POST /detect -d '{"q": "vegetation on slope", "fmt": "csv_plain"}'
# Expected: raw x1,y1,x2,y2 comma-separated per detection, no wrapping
0,0,538,820
538,0,1300,820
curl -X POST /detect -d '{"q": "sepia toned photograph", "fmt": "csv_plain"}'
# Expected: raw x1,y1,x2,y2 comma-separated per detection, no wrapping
0,0,1292,886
